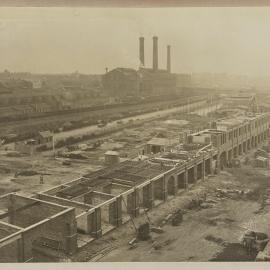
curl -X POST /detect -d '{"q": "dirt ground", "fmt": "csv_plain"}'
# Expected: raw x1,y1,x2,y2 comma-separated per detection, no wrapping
0,151,100,196
1,106,268,261
0,111,212,196
70,161,270,262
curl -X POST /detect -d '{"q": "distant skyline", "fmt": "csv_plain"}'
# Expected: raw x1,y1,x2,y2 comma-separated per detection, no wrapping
1,7,270,76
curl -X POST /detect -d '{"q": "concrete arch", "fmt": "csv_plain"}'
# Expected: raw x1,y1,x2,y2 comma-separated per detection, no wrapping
238,144,243,155
153,177,164,203
177,172,185,189
255,136,258,147
228,149,233,165
233,147,238,158
219,151,227,169
243,141,247,153
167,175,176,196
197,163,203,180
205,158,211,176
188,167,195,184
142,183,153,209
251,136,255,148
247,139,251,150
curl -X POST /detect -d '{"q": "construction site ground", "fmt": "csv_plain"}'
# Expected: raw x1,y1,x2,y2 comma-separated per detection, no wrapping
70,151,270,262
0,110,213,196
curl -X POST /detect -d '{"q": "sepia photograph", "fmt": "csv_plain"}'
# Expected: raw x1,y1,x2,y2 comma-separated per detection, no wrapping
0,0,270,265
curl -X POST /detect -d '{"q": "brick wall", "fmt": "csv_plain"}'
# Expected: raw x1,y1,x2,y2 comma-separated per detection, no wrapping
22,209,77,261
0,240,18,262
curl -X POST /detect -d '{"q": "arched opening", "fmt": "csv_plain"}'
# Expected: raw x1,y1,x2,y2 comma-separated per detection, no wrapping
243,141,247,153
177,173,185,189
188,167,195,184
197,163,203,180
247,139,251,150
255,136,258,147
233,147,238,158
167,176,176,197
238,144,243,155
228,150,233,166
213,154,219,174
205,159,211,175
220,151,227,169
153,178,164,206
251,137,254,148
142,184,153,209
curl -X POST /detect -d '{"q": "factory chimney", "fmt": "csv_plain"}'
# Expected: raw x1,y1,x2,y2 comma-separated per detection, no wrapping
139,37,145,67
153,36,158,71
167,45,171,73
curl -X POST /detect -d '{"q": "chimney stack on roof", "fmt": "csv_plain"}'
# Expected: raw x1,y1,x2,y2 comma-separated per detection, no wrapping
139,37,145,67
153,36,158,71
138,36,170,72
167,45,171,73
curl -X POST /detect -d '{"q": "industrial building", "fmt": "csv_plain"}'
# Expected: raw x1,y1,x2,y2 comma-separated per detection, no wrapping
14,130,54,155
102,68,140,97
223,92,255,111
102,36,177,97
145,137,178,154
189,112,270,168
1,112,270,262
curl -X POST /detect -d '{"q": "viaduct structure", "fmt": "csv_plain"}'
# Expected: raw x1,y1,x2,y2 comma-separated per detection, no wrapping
0,112,270,262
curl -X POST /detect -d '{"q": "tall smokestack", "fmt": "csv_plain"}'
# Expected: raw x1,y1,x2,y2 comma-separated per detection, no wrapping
139,37,145,67
167,45,171,73
153,36,158,71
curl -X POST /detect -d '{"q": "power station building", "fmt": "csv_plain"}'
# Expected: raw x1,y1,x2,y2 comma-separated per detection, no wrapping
101,68,140,97
102,36,177,97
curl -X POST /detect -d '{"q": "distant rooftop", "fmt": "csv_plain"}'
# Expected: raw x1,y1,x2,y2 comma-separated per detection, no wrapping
147,137,175,146
107,67,138,76
105,151,119,156
216,113,269,129
216,118,244,128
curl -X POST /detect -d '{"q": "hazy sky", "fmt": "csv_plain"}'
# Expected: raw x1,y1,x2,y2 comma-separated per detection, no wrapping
1,7,270,75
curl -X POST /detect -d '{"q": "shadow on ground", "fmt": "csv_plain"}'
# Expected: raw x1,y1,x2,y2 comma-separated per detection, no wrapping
210,243,257,261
